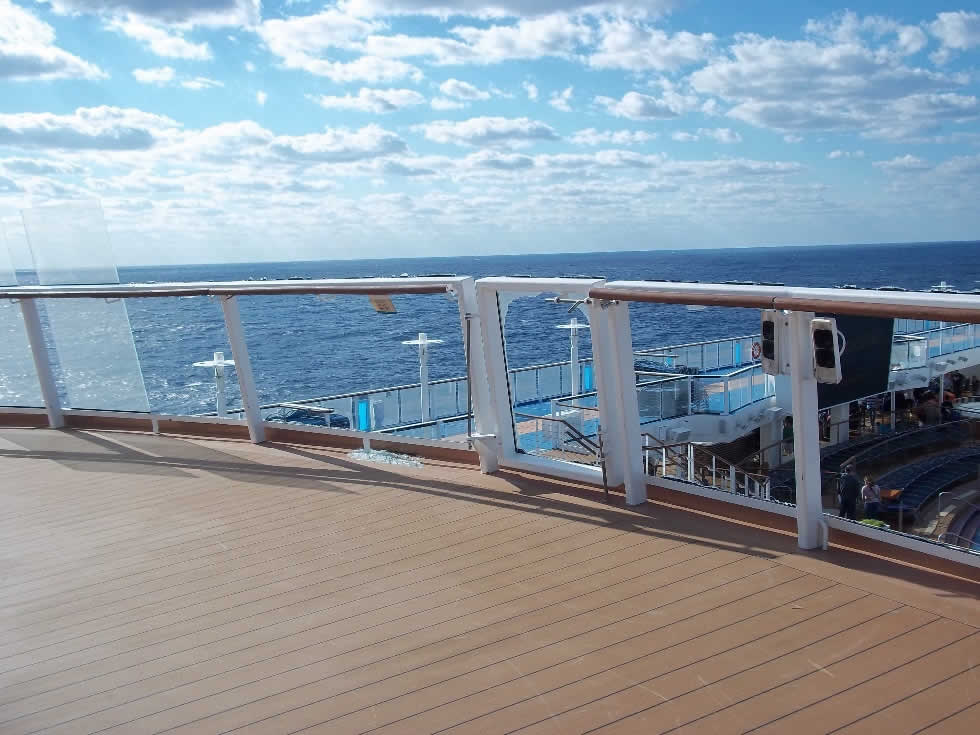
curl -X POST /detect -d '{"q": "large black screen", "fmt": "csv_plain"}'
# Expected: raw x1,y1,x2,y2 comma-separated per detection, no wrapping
817,314,894,409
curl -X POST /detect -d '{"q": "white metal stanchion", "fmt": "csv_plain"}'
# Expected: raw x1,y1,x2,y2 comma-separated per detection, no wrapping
19,299,64,428
788,310,823,549
193,351,235,417
402,332,443,423
556,317,586,396
219,296,265,443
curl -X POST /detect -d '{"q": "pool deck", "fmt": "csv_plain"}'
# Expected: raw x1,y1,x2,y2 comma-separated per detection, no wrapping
0,427,978,735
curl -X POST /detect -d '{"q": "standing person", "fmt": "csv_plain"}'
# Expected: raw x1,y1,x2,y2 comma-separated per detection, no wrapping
862,475,881,520
839,465,861,520
782,416,794,456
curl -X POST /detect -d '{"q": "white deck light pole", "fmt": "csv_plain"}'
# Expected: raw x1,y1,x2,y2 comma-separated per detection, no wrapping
193,351,235,417
556,317,586,396
402,332,443,422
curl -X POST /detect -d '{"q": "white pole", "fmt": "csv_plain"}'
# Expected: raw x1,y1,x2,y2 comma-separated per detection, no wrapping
19,299,64,428
220,296,265,443
569,317,580,396
789,310,823,549
213,351,227,417
418,332,430,422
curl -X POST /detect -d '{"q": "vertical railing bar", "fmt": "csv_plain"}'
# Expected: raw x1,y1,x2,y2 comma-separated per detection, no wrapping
219,295,264,443
19,298,64,428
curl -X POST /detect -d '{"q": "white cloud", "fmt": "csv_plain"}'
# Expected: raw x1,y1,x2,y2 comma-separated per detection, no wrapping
671,131,697,141
359,13,591,65
107,17,212,60
463,149,535,170
131,66,174,84
258,9,421,81
269,124,407,163
0,0,105,81
339,0,674,18
700,127,741,143
827,149,864,159
873,154,931,171
928,11,980,63
691,14,979,140
0,106,180,150
549,85,573,111
522,81,538,100
439,78,490,100
256,90,267,106
181,76,223,90
783,134,803,143
44,0,260,27
569,128,655,146
595,90,694,120
431,97,465,110
418,116,559,147
309,87,425,113
244,61,255,72
589,18,714,71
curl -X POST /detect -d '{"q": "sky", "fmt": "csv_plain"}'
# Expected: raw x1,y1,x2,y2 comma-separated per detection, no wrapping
0,1,979,266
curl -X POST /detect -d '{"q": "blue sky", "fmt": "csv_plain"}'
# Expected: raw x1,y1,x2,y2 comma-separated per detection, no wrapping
1,1,979,265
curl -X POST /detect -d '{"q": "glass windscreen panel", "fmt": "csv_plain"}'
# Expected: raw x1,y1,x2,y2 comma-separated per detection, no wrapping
20,202,150,412
0,224,42,407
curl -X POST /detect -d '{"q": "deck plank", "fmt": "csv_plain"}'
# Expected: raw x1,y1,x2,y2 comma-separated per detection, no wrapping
1,428,977,735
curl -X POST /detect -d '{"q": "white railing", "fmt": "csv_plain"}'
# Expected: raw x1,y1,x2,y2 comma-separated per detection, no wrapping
2,276,979,566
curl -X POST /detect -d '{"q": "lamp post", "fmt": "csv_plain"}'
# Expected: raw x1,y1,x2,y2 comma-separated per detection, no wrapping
402,332,443,422
193,351,236,417
556,317,587,396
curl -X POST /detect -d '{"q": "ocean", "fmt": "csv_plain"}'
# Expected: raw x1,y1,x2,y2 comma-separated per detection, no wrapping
111,242,978,415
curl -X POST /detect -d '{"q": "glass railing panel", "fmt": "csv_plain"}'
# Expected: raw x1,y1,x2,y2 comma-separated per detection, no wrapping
537,364,563,399
693,376,725,414
124,295,238,416
20,202,150,412
751,367,768,402
512,369,538,404
703,342,718,371
727,372,751,412
582,362,595,390
429,380,459,419
718,340,734,369
0,227,42,408
636,382,664,424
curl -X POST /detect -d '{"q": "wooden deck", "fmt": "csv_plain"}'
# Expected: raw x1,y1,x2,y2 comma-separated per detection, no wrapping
1,427,977,735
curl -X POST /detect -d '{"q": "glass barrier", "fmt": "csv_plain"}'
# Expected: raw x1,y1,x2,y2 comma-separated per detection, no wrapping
237,291,469,441
0,224,42,407
20,202,149,412
125,295,240,416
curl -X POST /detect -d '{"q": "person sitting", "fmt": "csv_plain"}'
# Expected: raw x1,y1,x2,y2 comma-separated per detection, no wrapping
861,476,881,520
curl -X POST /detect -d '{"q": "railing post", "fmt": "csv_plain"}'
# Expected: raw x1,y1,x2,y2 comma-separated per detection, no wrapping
590,298,646,505
219,295,265,443
19,298,64,428
711,454,716,487
459,279,499,473
729,464,736,492
723,378,730,414
789,310,823,549
687,443,695,481
687,376,693,415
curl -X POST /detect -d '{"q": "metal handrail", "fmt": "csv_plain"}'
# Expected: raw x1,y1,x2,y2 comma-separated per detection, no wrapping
634,333,760,353
937,530,978,547
512,410,600,454
845,418,976,471
937,492,980,520
513,410,608,501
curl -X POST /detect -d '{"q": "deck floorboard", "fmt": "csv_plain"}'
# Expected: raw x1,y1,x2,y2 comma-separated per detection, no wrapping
1,428,977,734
